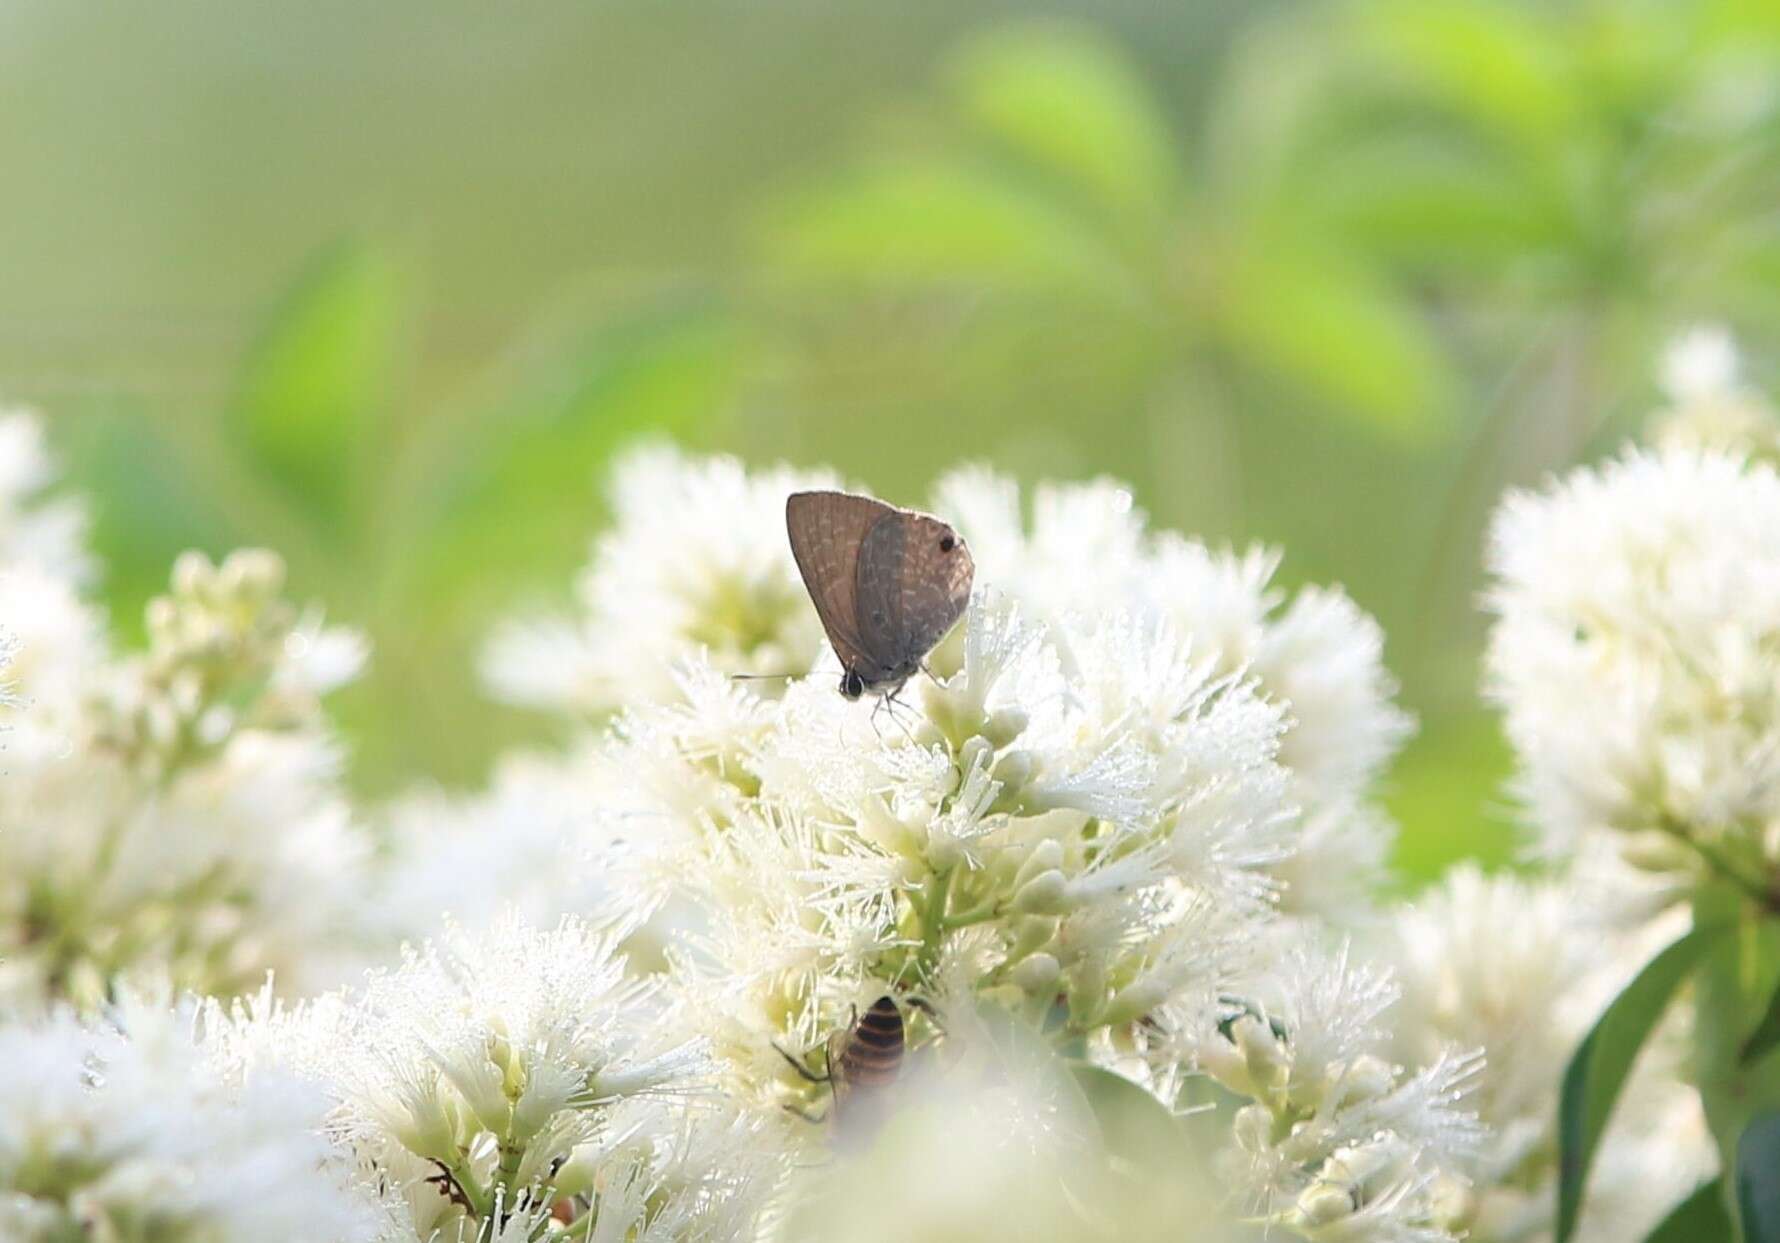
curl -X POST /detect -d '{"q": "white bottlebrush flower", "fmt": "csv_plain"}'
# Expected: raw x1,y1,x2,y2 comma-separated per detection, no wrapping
452,452,1455,1235
1383,866,1714,1242
933,468,1411,915
660,591,1301,1119
625,591,1481,1243
482,444,839,715
370,743,662,952
0,407,93,584
1485,445,1780,883
0,991,379,1242
1650,328,1780,461
213,914,784,1243
1181,941,1483,1243
0,548,371,1006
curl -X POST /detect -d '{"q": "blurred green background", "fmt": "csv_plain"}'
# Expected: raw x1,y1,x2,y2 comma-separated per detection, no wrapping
9,0,1780,883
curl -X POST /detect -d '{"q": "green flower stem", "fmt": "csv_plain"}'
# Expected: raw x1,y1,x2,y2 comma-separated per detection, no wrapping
1658,816,1778,912
1693,883,1780,1205
915,866,956,977
941,898,1003,928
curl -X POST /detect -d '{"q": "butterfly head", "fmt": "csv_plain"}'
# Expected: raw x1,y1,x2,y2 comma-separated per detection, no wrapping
839,669,866,700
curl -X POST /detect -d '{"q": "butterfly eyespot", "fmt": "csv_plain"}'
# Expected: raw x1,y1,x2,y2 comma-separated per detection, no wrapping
939,534,956,552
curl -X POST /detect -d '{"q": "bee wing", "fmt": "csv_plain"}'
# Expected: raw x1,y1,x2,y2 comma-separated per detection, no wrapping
786,490,896,677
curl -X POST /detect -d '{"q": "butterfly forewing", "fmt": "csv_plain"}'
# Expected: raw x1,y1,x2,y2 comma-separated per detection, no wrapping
786,491,893,678
788,489,974,693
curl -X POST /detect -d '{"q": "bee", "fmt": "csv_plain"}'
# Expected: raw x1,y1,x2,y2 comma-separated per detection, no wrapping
777,995,927,1130
834,994,908,1092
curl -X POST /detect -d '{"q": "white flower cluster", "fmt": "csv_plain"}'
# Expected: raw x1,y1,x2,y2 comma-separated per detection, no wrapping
482,445,838,715
934,469,1411,919
0,407,94,583
1650,326,1780,462
0,991,377,1242
1,421,1495,1243
1384,867,1713,1243
447,450,1471,1241
210,915,781,1243
1485,433,1780,889
0,410,369,1007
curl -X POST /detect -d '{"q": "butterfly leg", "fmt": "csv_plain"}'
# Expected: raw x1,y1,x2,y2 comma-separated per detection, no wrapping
878,684,921,745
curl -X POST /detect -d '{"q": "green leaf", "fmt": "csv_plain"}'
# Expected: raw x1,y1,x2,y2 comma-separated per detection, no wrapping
947,22,1180,224
1067,1065,1190,1188
760,161,1135,300
60,409,239,644
397,298,737,621
1740,1114,1780,1243
1362,0,1577,155
1643,1178,1731,1242
230,240,406,535
1557,922,1729,1242
1314,135,1567,267
1218,236,1452,440
1741,976,1780,1068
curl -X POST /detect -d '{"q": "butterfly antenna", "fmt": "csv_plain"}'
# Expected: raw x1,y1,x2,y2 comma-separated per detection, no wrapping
729,672,799,683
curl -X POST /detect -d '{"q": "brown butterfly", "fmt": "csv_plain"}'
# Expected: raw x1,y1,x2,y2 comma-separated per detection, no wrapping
786,490,974,700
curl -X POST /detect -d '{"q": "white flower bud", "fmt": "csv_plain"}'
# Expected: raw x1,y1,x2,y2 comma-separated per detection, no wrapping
226,548,285,601
983,706,1028,747
1067,958,1108,1026
958,734,995,778
1008,915,1057,962
1296,1181,1358,1226
1232,1103,1272,1151
1010,952,1060,995
1102,977,1171,1027
1231,1014,1289,1097
1012,869,1069,914
1197,1034,1251,1096
1334,1054,1394,1107
1014,839,1065,889
991,748,1036,791
172,550,213,599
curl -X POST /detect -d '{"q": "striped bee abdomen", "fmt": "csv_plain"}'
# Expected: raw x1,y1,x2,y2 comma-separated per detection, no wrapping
836,995,905,1090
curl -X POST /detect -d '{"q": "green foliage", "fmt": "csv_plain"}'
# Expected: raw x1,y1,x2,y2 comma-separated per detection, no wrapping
1384,710,1517,887
1557,922,1729,1243
1330,0,1780,412
1741,1115,1780,1243
63,244,730,789
947,24,1180,225
394,298,739,627
1695,890,1780,1216
1742,975,1780,1069
1644,1178,1732,1243
39,0,1780,867
754,17,1455,444
231,242,407,536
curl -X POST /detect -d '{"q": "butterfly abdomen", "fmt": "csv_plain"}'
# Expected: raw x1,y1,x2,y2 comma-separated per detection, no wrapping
837,995,905,1090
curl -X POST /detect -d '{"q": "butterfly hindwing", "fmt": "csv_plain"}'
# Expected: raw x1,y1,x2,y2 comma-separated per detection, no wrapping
789,490,974,692
855,513,973,678
786,491,892,678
